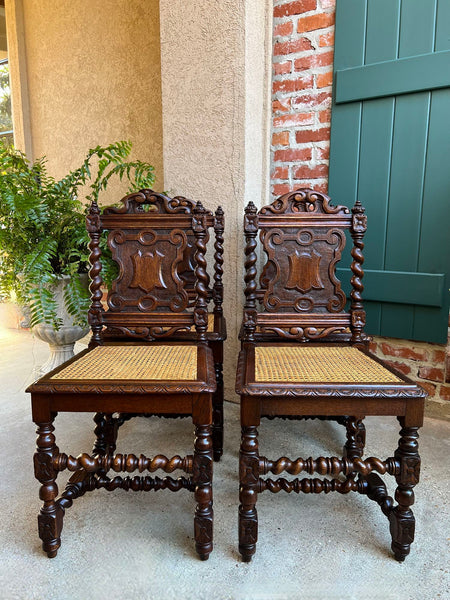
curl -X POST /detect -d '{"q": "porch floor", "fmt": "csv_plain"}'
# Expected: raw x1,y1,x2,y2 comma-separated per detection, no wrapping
1,329,449,600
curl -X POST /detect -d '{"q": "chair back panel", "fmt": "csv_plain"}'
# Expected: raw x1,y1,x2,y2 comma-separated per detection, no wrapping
103,190,210,299
243,189,367,344
259,226,347,314
86,191,213,344
106,225,190,314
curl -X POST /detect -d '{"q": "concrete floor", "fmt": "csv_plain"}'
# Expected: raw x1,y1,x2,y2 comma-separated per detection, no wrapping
0,328,449,600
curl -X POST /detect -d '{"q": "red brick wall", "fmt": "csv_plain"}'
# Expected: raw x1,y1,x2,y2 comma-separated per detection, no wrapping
369,338,450,404
270,0,449,410
271,0,335,197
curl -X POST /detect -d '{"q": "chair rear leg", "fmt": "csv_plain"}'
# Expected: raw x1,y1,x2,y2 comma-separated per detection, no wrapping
344,416,366,461
193,423,213,560
389,420,421,561
34,419,64,558
213,360,224,462
93,413,119,457
239,425,259,562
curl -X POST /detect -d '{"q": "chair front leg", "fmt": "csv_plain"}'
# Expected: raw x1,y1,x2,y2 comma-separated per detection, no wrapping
34,418,64,558
239,424,259,562
192,413,213,560
389,420,421,562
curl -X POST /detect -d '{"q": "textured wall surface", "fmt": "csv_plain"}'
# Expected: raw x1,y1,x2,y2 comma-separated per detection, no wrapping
9,0,163,192
271,0,335,196
5,0,32,156
160,0,272,400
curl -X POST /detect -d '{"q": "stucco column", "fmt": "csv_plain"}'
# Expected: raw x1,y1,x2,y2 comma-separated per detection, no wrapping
5,0,32,156
160,0,272,401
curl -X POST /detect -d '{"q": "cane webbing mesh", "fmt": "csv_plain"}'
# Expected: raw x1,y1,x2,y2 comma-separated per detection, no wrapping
255,346,402,383
51,345,197,381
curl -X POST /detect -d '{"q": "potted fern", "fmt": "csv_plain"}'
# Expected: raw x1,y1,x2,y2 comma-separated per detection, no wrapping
0,140,155,372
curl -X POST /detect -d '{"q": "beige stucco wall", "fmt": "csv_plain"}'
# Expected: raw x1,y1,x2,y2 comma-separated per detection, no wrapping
160,0,272,399
7,0,163,193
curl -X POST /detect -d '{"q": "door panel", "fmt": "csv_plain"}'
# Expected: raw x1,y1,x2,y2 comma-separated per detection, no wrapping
329,0,450,344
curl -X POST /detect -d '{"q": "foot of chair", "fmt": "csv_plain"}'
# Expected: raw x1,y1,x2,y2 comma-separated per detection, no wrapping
389,507,415,561
34,420,64,558
238,507,258,562
239,425,259,561
38,504,64,558
193,424,213,560
240,551,253,563
198,553,210,561
212,361,224,462
389,422,421,561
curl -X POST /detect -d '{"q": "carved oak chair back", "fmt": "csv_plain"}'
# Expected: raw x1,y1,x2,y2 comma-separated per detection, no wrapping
87,189,224,344
243,188,367,345
236,188,427,563
87,189,226,462
27,194,216,560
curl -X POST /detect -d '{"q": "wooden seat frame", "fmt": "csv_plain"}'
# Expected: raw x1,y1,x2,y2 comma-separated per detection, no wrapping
27,196,216,560
94,190,226,462
236,189,427,562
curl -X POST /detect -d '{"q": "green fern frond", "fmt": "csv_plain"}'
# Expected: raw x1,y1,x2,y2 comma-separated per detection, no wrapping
0,138,156,328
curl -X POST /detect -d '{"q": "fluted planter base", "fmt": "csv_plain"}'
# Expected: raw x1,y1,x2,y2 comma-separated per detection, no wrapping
32,276,89,376
32,337,88,378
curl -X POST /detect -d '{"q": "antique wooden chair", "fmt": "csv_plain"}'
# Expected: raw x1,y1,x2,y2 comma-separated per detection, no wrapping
236,188,427,562
27,195,216,560
95,190,226,462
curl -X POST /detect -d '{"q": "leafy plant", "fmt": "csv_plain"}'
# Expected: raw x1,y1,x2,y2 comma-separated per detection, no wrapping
0,140,155,328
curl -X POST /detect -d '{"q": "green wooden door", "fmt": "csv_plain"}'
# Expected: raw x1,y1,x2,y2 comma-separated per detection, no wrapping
329,0,450,344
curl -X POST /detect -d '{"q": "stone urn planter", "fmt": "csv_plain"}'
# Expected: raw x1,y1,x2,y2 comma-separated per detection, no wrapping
32,276,90,377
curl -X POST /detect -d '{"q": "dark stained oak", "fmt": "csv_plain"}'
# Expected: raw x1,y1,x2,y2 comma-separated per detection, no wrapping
236,188,427,562
98,191,226,462
28,192,218,560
